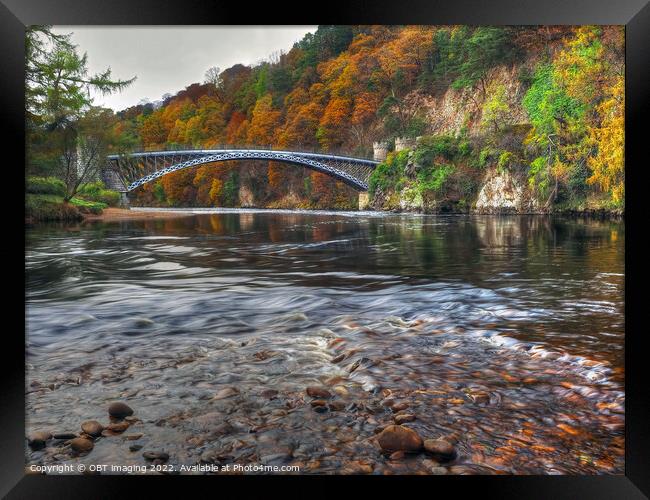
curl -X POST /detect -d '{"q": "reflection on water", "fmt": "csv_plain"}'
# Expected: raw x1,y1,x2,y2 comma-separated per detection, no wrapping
25,212,624,474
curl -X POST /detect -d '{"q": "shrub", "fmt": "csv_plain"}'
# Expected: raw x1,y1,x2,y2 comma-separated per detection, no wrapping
69,197,107,214
368,150,409,196
25,194,82,222
26,176,66,197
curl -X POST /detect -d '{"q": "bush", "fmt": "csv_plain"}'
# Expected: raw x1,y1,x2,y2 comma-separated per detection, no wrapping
25,194,82,222
69,197,107,214
26,176,66,197
368,150,409,196
78,181,121,206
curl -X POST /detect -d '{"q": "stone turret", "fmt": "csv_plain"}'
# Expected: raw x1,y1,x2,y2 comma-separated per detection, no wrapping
395,137,417,152
373,141,389,162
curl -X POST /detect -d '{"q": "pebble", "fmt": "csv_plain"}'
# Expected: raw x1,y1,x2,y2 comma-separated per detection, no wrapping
423,439,456,460
394,414,416,424
306,387,332,399
124,433,143,441
377,425,423,453
214,387,239,400
108,402,134,419
328,401,346,411
313,406,329,414
106,422,130,433
390,402,409,413
310,399,327,407
260,389,279,399
81,421,104,437
143,451,169,462
27,431,51,449
129,444,143,452
70,437,94,453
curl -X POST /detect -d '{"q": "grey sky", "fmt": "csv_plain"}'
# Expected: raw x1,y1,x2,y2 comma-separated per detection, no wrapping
52,26,317,112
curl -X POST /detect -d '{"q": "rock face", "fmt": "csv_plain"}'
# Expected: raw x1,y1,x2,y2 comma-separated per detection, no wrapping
377,425,423,453
474,169,539,214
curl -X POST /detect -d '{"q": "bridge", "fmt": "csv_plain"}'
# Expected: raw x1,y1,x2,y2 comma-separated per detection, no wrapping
102,148,380,193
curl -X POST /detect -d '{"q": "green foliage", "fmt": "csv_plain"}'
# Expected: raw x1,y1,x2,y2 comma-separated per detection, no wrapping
222,171,239,206
69,197,107,214
423,27,516,93
414,135,459,165
25,194,82,222
522,64,584,138
153,182,166,203
416,164,455,195
26,176,66,196
368,150,409,196
497,151,514,173
77,181,121,206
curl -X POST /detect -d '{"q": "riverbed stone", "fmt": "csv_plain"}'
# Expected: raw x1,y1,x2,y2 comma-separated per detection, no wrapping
214,387,239,400
70,437,94,453
81,420,103,437
423,439,456,460
306,387,332,399
52,432,77,441
108,401,134,419
143,451,169,462
27,431,51,449
106,421,130,433
394,414,416,424
377,425,423,453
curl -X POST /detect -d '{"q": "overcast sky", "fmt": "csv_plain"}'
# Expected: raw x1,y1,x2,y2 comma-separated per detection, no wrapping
51,26,317,112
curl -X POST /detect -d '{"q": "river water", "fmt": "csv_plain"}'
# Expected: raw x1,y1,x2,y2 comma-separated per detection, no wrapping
25,211,624,474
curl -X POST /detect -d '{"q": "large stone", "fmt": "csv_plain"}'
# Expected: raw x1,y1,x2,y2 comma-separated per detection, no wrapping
108,401,134,419
423,439,456,460
27,431,52,449
306,387,331,399
81,421,103,437
70,437,94,453
377,425,423,453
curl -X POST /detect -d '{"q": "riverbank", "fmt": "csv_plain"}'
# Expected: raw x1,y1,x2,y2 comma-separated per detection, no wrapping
83,207,195,222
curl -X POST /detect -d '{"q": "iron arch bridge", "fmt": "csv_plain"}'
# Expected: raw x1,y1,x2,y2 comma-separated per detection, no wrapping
102,149,379,192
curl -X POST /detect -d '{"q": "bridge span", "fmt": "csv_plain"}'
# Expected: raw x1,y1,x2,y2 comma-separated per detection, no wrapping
102,148,380,193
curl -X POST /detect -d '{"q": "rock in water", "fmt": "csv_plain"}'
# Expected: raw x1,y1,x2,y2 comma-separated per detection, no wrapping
394,414,416,424
143,451,169,462
106,422,130,433
214,387,239,400
27,431,52,449
108,402,134,419
52,432,78,440
423,439,456,460
306,387,332,399
70,437,94,453
377,425,423,453
81,421,103,437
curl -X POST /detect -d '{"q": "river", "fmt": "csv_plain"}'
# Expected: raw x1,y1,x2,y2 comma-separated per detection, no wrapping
25,210,625,474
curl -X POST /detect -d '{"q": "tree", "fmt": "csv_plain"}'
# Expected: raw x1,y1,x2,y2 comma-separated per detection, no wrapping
58,107,118,201
26,25,135,181
26,26,135,128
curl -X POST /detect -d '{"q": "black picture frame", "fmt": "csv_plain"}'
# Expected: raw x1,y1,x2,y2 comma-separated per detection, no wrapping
3,1,649,497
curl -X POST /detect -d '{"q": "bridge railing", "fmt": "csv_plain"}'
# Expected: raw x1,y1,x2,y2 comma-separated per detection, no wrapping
108,143,375,162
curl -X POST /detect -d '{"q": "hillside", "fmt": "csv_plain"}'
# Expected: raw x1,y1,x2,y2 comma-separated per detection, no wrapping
113,25,624,213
